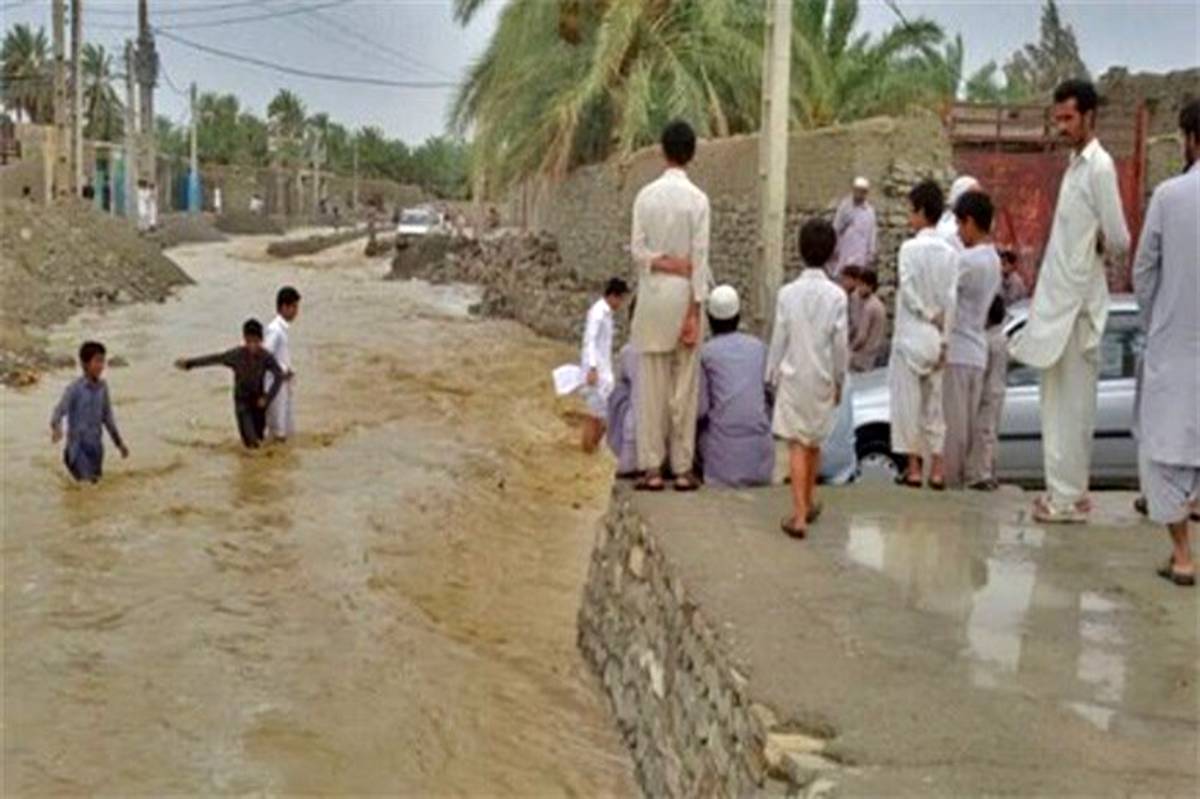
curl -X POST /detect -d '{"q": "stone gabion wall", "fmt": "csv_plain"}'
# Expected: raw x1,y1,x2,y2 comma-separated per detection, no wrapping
577,489,842,798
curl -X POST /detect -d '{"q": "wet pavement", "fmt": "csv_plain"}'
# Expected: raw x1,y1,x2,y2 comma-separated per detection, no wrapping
2,239,636,795
628,485,1199,796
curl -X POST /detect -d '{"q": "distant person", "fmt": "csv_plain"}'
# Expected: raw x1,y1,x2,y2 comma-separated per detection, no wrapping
936,175,980,250
767,218,849,539
249,193,264,214
580,278,631,453
970,295,1009,491
136,180,152,232
630,119,711,492
213,187,223,215
838,264,863,342
148,182,159,231
942,191,1002,489
174,319,286,449
50,341,129,482
1133,99,1198,587
21,185,33,202
850,269,887,372
832,176,877,276
1000,249,1028,305
264,286,302,443
889,180,958,490
606,339,641,477
1009,79,1129,524
696,285,773,487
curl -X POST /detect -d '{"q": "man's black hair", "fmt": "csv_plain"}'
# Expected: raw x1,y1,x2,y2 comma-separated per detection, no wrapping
661,120,697,166
987,294,1007,328
604,277,630,297
1180,98,1200,140
243,318,264,339
954,190,994,233
276,285,301,310
908,179,944,226
1053,79,1099,114
859,270,879,291
840,264,862,281
999,248,1018,265
79,340,106,366
799,217,837,268
708,314,740,336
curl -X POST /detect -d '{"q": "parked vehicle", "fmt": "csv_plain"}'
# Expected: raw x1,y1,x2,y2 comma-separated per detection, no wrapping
396,207,445,237
852,295,1142,487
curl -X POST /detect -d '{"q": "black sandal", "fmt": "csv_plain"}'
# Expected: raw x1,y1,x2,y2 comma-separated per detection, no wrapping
635,474,665,492
674,474,700,492
894,475,922,488
806,503,823,524
780,518,807,539
1157,558,1196,587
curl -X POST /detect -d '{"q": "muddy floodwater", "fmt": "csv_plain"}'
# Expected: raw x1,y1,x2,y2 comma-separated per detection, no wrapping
2,239,636,795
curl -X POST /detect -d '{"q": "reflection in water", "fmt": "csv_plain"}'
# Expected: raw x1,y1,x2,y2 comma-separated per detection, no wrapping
966,525,1043,688
1068,592,1127,731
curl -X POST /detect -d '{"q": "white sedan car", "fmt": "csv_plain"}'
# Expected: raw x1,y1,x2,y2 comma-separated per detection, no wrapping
396,208,445,237
852,295,1142,487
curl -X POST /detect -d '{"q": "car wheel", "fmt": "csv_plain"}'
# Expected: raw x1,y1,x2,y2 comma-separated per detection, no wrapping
856,436,902,482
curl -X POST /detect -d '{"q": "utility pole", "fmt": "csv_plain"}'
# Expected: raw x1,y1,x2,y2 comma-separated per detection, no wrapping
70,0,83,196
123,40,137,217
755,0,792,335
52,0,68,199
188,81,200,212
135,0,158,194
351,135,359,210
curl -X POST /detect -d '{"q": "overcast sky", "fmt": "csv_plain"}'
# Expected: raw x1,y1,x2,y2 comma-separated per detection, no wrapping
5,0,1197,144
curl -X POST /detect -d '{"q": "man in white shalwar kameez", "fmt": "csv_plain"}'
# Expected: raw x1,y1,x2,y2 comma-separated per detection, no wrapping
579,278,630,453
630,120,711,492
264,286,301,442
1133,100,1199,587
889,180,959,489
767,219,849,539
935,175,979,250
1009,80,1129,524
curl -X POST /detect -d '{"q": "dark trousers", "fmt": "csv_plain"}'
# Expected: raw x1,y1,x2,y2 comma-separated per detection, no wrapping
235,401,267,448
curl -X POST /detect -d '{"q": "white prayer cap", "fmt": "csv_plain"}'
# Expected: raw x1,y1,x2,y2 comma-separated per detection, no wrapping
852,176,870,190
948,175,980,206
708,285,740,321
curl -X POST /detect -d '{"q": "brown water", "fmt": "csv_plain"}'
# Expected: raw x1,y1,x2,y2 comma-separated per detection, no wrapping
1,239,636,795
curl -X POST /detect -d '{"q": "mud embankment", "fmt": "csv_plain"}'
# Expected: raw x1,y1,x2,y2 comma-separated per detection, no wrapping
266,227,368,259
0,200,192,386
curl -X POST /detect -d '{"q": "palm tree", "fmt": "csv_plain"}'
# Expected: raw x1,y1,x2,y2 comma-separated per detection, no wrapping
81,43,123,141
1,23,51,123
267,88,306,164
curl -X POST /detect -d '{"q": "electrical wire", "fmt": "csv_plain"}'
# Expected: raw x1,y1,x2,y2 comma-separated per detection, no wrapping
285,12,450,83
154,27,456,88
89,0,288,17
155,0,355,30
309,9,454,81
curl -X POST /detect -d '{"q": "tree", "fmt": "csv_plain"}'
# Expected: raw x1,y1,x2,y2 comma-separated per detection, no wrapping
1,23,50,123
964,0,1088,103
267,88,306,165
81,43,122,141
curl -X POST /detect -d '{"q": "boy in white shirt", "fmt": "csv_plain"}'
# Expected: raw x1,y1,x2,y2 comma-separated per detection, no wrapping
766,219,849,539
580,278,630,452
265,286,301,442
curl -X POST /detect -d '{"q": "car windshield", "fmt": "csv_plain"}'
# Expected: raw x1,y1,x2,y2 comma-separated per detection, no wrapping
1005,309,1141,386
400,211,435,225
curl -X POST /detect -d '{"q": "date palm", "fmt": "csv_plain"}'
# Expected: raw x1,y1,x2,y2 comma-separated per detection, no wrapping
1,23,51,123
81,43,123,141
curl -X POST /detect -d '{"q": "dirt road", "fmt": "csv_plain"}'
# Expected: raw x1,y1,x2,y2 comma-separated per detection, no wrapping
2,238,635,795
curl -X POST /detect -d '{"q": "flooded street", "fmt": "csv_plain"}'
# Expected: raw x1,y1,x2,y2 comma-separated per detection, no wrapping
2,239,636,795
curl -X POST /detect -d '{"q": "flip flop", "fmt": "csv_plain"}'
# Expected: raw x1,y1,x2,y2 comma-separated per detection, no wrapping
928,479,946,492
674,474,700,492
894,475,922,488
780,518,807,540
635,474,665,492
1157,558,1196,587
806,503,824,524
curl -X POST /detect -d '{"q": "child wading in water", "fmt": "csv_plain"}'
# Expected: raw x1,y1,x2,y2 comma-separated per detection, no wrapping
50,340,129,482
765,219,850,539
175,318,286,449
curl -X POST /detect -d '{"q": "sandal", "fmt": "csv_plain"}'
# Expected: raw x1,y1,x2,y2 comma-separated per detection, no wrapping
780,517,807,540
635,473,665,492
1157,558,1196,587
806,503,824,524
928,479,946,492
674,473,700,492
894,474,922,488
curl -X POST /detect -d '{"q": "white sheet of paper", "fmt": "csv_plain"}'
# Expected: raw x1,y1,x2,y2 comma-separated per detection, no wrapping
552,364,585,396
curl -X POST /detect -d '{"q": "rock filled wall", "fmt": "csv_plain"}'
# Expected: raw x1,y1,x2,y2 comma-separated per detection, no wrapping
577,489,842,797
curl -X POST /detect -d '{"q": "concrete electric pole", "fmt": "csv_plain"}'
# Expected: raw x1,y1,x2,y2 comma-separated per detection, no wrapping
123,40,137,216
756,0,792,335
352,135,359,210
135,0,158,193
188,81,199,212
52,0,68,198
70,0,83,196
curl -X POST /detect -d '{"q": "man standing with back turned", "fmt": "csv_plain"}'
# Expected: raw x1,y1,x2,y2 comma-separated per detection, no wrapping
1134,100,1199,586
630,120,711,492
1010,79,1129,524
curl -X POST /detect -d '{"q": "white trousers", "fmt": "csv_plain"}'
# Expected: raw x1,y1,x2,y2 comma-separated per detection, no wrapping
267,380,295,439
889,360,945,457
1040,316,1098,510
943,364,984,488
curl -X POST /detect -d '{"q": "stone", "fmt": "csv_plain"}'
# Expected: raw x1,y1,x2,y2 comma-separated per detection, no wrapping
765,732,829,772
628,544,646,579
781,752,837,788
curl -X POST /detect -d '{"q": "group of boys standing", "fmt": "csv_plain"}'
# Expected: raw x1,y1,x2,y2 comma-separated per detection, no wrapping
578,80,1199,584
51,286,302,482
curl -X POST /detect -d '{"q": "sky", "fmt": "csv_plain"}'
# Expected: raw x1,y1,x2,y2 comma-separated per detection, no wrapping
3,0,1197,145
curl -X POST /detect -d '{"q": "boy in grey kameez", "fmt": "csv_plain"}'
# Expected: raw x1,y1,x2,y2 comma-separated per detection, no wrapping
50,341,129,482
1133,100,1200,588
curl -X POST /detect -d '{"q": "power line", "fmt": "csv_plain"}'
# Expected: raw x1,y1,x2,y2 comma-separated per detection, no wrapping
157,0,356,30
89,0,288,16
285,11,451,83
309,9,454,81
154,28,456,89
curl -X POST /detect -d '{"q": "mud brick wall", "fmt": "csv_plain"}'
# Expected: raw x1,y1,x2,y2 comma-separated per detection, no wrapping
577,489,842,798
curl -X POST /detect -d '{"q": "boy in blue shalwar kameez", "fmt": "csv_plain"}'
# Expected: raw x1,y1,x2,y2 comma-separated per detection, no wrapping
50,341,129,482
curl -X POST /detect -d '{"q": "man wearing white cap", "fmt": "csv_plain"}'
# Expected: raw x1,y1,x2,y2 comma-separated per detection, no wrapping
696,285,773,487
832,176,878,276
936,175,980,249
